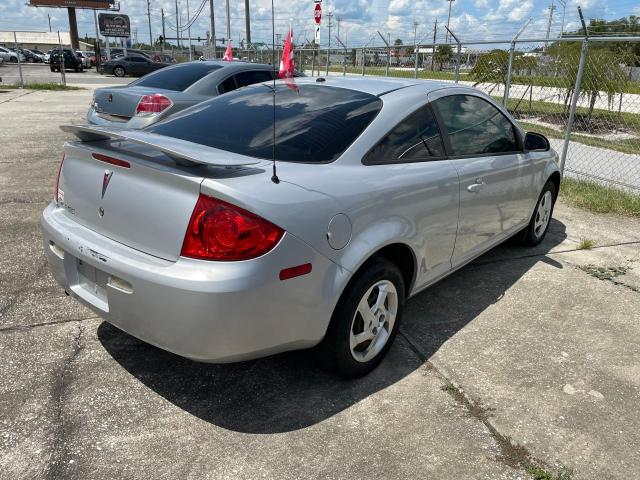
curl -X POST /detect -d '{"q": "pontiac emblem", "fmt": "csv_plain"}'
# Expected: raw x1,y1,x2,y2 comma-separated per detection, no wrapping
102,170,113,198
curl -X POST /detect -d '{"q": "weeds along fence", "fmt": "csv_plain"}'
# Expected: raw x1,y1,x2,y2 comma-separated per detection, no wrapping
281,36,640,193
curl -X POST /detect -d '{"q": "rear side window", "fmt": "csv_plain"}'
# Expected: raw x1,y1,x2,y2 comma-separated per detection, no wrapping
133,63,222,91
364,105,444,164
235,70,274,88
147,84,382,163
434,94,518,156
218,76,237,94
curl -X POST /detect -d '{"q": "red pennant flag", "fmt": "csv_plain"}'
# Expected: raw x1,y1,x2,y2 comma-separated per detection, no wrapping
223,40,233,61
278,27,295,79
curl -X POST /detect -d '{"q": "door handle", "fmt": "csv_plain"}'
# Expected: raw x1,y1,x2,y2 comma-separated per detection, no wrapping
467,180,486,193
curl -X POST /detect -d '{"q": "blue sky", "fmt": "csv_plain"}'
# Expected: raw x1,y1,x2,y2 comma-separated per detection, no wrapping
1,0,639,47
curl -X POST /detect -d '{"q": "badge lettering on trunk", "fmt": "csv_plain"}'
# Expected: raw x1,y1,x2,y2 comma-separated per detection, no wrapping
102,170,113,198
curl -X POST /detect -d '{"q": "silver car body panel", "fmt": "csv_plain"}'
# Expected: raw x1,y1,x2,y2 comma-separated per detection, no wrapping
43,76,560,362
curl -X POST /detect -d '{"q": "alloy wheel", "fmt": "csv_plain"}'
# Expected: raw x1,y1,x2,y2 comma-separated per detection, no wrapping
534,191,553,239
349,280,398,363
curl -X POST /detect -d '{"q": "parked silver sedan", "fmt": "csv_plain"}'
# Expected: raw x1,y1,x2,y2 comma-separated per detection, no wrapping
43,77,560,377
88,61,280,129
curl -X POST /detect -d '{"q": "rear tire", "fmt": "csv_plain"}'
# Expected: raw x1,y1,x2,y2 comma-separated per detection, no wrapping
113,66,125,77
317,258,405,378
50,66,55,72
521,180,557,246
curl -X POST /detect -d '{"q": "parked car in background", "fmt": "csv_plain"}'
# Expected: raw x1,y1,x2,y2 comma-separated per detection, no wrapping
0,48,10,63
85,51,97,66
101,55,169,77
152,53,177,64
49,48,84,72
44,49,52,63
19,48,44,63
46,77,560,377
75,51,92,68
0,47,24,62
108,48,153,60
88,61,298,128
30,48,46,61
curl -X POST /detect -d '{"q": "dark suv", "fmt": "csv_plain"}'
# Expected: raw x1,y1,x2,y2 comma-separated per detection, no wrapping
50,48,84,72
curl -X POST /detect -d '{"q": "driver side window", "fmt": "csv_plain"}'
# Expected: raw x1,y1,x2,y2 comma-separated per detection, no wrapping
433,94,518,156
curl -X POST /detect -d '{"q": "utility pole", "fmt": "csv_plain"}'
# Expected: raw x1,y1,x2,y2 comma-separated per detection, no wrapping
326,10,333,75
337,16,342,40
93,8,101,71
544,0,555,52
225,0,231,43
445,0,454,43
558,0,566,36
276,32,282,64
161,8,166,53
48,14,52,32
209,0,216,57
146,0,153,47
175,0,181,49
413,20,419,78
186,0,193,60
244,0,251,45
431,18,437,71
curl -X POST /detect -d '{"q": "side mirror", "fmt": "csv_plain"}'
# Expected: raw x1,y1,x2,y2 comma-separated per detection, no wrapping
524,132,550,152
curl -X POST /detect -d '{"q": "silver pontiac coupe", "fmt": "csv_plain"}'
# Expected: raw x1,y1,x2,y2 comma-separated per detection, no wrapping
43,77,560,377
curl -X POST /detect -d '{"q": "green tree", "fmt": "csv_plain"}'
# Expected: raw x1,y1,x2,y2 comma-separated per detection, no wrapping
549,42,630,123
434,44,453,71
394,38,403,46
470,49,509,86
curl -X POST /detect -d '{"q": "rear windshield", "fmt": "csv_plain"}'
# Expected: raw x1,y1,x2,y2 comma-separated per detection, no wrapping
132,63,222,91
147,83,382,163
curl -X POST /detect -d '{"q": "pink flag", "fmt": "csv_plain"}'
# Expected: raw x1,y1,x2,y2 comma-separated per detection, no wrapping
278,27,295,78
223,40,233,61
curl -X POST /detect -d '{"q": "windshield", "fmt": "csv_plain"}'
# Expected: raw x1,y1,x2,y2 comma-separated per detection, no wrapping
147,83,382,163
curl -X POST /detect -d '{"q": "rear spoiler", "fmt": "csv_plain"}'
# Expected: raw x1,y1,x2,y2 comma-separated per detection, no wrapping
60,124,261,167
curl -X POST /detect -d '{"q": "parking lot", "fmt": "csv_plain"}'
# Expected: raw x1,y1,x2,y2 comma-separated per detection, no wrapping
0,63,129,88
1,87,639,479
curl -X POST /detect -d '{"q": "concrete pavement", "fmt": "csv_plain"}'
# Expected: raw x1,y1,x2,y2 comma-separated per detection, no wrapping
1,88,639,480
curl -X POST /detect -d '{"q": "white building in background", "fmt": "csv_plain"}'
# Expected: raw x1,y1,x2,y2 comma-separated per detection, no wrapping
0,31,92,51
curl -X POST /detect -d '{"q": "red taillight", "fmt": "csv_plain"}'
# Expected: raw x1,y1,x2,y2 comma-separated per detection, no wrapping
135,93,173,116
55,153,65,203
181,194,284,261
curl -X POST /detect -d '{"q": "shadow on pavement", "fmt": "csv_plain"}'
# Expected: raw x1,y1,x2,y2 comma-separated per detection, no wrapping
98,219,567,434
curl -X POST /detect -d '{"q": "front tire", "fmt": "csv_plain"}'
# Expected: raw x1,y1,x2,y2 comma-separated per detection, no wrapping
521,180,557,246
318,258,405,378
113,66,125,77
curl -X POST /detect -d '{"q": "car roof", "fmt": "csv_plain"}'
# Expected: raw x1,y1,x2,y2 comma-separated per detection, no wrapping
273,76,454,96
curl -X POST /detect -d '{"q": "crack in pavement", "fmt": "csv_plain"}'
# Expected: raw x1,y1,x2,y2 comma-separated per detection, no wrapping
397,328,567,477
0,315,101,334
470,240,640,268
45,322,85,480
0,90,35,105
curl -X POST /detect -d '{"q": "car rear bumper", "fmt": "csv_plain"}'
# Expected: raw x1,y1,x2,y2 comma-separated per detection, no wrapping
87,107,159,129
41,203,342,362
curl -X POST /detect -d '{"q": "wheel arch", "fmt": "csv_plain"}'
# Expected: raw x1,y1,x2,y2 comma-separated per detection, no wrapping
547,170,561,200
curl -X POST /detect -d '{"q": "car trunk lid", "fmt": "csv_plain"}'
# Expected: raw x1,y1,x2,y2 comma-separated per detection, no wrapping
57,126,264,261
93,86,173,119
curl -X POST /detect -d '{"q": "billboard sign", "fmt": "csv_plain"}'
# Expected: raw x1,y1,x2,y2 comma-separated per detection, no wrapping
98,13,130,37
29,0,115,8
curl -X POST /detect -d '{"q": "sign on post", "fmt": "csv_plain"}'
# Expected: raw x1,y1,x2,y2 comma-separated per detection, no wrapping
98,13,131,37
314,0,322,45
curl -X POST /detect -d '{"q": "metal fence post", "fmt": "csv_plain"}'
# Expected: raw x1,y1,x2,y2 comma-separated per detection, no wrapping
560,9,589,174
414,44,419,79
377,31,390,76
335,36,347,76
13,32,24,88
444,26,461,83
504,19,532,107
361,48,365,76
57,31,66,87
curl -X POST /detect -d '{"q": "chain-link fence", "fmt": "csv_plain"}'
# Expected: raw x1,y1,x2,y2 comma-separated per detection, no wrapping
245,36,640,193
